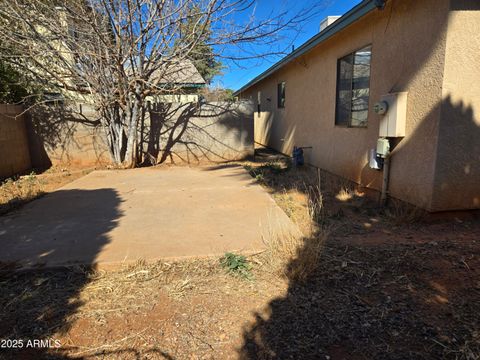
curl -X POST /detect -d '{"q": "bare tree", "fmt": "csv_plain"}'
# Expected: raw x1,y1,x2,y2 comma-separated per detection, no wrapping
0,0,321,167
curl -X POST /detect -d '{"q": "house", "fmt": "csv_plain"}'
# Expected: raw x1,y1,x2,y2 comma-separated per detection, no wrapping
45,59,206,105
149,59,206,103
234,0,480,212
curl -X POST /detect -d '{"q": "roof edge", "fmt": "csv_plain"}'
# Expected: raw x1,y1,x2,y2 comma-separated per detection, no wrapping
233,0,379,96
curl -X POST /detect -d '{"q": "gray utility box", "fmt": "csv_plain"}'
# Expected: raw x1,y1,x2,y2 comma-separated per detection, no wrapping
376,137,390,158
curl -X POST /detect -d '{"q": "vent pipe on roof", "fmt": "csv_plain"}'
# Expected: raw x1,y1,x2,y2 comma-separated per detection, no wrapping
374,0,386,10
319,16,341,32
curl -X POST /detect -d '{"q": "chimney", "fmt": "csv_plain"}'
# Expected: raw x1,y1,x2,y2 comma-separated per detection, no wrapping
319,16,341,32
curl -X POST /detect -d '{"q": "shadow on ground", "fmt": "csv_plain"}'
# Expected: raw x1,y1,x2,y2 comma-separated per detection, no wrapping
0,189,118,359
0,189,121,268
237,151,480,359
0,188,173,359
239,232,480,359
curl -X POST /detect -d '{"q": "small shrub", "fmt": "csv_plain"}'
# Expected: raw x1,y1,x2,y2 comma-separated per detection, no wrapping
255,173,264,183
220,252,252,279
265,161,285,174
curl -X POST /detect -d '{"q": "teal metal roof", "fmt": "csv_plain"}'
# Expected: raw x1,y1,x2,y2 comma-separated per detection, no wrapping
233,0,380,96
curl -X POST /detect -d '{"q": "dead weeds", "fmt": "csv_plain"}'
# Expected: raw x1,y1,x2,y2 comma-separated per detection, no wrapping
0,256,285,359
0,167,93,215
0,172,44,215
241,236,480,359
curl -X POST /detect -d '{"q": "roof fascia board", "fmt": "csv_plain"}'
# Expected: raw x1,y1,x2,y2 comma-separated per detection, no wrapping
233,0,377,96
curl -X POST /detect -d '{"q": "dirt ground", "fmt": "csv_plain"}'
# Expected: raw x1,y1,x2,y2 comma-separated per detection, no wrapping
1,151,479,359
0,166,95,215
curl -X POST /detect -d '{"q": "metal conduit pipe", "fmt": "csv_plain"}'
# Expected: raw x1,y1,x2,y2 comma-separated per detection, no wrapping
380,154,391,206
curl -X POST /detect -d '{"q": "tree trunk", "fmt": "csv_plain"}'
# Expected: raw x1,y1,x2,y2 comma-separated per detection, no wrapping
122,88,142,168
105,106,124,165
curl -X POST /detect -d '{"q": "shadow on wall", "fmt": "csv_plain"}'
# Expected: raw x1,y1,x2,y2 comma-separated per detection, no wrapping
357,95,480,211
432,95,480,210
25,103,108,171
0,189,119,359
254,111,274,147
25,100,254,169
250,0,454,193
139,101,254,165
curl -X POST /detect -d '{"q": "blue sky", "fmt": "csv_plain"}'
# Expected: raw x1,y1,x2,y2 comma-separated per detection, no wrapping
214,0,362,90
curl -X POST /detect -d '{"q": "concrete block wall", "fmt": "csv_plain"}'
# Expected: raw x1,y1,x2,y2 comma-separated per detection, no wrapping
144,101,254,163
25,101,254,167
26,103,110,168
0,104,32,179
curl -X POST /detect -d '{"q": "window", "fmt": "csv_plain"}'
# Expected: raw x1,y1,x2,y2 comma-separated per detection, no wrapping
43,92,65,108
335,45,372,127
257,91,261,114
277,82,285,108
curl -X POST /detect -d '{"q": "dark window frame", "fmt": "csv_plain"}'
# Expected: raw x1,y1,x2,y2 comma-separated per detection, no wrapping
277,81,285,109
335,45,372,128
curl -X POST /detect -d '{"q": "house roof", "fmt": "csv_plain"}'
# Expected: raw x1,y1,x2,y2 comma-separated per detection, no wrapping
153,59,206,87
233,0,382,96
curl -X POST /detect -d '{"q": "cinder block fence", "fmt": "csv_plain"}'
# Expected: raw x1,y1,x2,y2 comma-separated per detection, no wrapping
0,104,31,179
0,101,254,178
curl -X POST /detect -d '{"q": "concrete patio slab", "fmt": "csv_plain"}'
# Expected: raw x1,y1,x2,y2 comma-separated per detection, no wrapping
0,165,299,269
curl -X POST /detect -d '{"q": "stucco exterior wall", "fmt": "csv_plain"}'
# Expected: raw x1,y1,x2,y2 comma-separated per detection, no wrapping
430,0,480,211
0,104,32,179
240,0,453,210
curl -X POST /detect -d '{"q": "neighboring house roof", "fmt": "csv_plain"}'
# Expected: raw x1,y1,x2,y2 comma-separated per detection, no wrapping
233,0,382,96
153,59,206,87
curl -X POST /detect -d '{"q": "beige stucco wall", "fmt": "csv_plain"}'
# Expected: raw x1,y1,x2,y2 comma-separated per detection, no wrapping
430,0,480,211
240,0,457,210
0,104,32,178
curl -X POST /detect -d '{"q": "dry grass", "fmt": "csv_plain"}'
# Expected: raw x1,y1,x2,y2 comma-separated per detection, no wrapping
258,180,329,283
384,198,426,224
335,187,355,202
240,153,428,284
0,167,96,216
0,258,224,334
260,230,304,274
0,256,278,359
240,157,344,283
0,172,44,215
3,225,479,359
2,153,479,359
260,230,327,283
